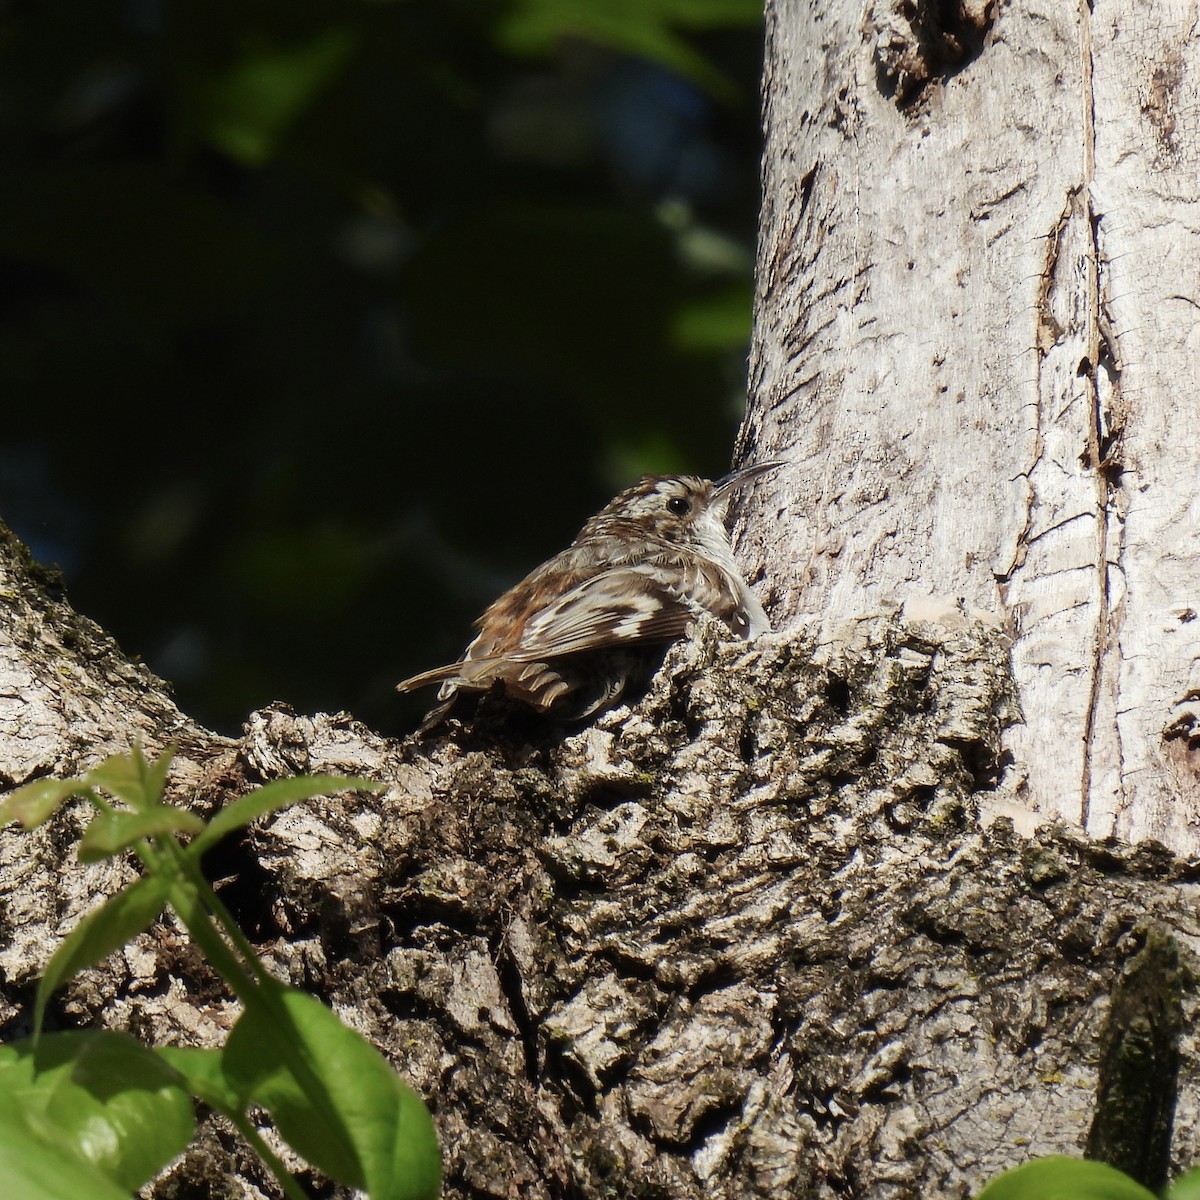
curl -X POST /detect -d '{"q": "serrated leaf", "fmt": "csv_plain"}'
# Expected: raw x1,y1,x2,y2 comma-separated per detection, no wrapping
0,777,93,829
78,805,204,863
976,1157,1158,1200
189,774,382,857
224,984,440,1199
35,874,171,1036
0,1030,193,1193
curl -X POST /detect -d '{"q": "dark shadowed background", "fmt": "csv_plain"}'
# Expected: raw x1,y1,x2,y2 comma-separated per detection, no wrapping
0,0,763,734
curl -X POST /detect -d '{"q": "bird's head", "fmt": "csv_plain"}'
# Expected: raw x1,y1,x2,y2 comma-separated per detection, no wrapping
582,462,780,551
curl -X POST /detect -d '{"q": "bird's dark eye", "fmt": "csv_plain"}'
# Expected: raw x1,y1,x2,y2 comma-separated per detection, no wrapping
667,496,690,516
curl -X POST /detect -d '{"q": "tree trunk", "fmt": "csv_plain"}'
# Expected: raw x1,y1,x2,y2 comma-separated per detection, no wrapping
742,0,1200,853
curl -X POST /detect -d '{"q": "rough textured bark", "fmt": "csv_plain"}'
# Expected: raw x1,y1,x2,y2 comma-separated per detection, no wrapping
741,0,1200,852
3,517,1200,1198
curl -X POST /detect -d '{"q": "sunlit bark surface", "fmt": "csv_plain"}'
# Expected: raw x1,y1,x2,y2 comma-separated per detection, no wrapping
741,0,1200,853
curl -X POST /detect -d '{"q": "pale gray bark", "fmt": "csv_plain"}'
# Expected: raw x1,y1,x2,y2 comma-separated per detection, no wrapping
742,0,1200,853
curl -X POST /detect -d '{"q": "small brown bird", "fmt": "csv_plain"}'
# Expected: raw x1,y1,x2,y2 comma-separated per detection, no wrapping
397,462,779,728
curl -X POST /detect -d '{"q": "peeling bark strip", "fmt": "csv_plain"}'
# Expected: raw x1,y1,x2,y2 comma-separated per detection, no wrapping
749,0,1200,852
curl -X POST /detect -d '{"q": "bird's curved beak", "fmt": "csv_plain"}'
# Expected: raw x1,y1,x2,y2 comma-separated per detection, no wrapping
712,460,783,518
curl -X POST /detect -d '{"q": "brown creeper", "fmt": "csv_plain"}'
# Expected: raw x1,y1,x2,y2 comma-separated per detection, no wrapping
397,462,779,728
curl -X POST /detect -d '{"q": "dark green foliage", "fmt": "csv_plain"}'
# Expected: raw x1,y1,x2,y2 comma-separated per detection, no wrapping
0,0,762,732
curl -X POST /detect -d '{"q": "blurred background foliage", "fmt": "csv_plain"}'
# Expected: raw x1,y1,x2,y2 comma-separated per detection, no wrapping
0,0,764,734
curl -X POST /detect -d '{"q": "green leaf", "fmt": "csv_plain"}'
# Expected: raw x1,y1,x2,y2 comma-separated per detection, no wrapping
189,774,382,857
1170,1169,1200,1200
0,1105,131,1200
2,748,177,834
0,777,93,829
202,28,358,166
86,744,175,810
83,751,143,807
495,0,761,97
0,1031,193,1193
35,874,172,1037
139,743,177,806
156,1045,243,1114
976,1157,1158,1200
224,984,440,1199
79,805,204,863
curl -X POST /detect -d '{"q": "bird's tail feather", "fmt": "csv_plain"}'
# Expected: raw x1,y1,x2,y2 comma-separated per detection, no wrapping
395,662,462,693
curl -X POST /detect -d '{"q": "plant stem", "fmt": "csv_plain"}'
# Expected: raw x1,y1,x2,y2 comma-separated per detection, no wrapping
229,1112,312,1200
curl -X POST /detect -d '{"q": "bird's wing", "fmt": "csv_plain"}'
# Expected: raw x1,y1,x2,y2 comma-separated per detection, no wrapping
506,564,703,660
398,553,744,695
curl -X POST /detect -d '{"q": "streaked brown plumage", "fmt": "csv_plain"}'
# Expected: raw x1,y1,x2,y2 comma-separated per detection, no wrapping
397,464,778,728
